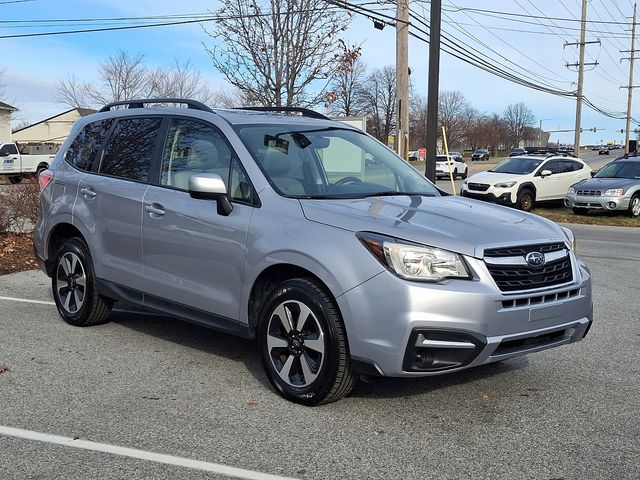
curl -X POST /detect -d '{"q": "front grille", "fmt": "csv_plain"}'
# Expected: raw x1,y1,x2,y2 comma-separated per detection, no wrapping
576,189,602,196
484,242,573,292
492,329,567,356
501,288,580,309
468,182,490,191
484,242,565,258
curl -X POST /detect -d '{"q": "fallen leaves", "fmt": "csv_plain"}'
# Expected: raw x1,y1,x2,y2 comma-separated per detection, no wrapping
0,363,10,374
0,233,37,275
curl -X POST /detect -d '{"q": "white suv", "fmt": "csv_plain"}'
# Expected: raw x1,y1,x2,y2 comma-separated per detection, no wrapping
435,154,468,179
461,154,591,211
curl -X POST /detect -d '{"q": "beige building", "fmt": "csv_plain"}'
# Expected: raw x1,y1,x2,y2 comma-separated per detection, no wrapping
11,108,96,145
1,101,18,142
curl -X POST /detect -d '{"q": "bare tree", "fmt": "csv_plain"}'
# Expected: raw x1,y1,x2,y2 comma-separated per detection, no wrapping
439,90,472,148
504,102,535,149
203,0,351,107
325,42,366,116
148,59,215,103
409,93,427,149
467,113,509,152
55,50,216,108
360,66,396,143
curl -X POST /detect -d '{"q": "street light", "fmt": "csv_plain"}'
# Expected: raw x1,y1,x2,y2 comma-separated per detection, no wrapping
539,118,551,146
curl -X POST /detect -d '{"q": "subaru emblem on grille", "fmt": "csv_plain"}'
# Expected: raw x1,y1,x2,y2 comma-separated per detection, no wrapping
525,251,545,267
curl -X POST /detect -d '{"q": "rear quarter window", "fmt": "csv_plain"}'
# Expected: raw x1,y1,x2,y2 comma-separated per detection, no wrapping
65,119,113,171
99,117,162,182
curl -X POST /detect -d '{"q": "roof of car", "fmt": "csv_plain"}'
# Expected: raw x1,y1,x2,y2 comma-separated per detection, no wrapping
91,98,353,129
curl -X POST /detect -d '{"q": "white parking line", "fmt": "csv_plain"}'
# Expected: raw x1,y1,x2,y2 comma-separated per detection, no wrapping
0,425,297,480
0,295,55,305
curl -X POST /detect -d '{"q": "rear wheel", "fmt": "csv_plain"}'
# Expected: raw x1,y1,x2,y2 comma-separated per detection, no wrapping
52,238,112,327
516,189,535,212
627,194,640,217
460,168,468,179
258,278,356,405
572,207,589,215
453,169,458,179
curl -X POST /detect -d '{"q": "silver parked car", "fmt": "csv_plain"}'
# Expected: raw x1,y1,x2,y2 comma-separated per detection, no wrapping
565,158,640,216
34,99,593,405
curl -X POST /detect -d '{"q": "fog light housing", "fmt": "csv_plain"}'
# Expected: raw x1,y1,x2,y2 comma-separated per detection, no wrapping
403,330,486,372
607,201,617,209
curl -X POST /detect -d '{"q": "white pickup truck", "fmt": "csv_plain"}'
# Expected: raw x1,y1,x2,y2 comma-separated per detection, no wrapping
0,142,55,184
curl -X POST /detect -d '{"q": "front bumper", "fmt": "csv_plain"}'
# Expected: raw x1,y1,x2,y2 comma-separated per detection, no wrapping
337,253,592,377
461,187,514,205
565,192,631,211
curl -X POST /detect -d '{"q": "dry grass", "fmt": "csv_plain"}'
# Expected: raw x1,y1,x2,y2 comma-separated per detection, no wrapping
532,206,640,227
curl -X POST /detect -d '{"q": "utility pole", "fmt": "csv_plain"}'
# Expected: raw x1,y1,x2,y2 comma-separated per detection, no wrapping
622,3,637,155
573,0,588,155
396,0,410,160
424,0,442,182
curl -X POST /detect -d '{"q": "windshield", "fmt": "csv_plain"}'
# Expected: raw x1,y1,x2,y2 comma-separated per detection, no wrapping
595,161,640,179
490,157,543,175
235,125,439,199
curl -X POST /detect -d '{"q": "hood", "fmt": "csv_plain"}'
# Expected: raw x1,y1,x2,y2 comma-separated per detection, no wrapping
465,170,522,185
573,177,639,191
300,195,565,258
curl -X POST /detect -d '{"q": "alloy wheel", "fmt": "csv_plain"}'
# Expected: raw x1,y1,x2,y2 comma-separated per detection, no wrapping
632,196,640,217
266,300,325,387
55,251,86,314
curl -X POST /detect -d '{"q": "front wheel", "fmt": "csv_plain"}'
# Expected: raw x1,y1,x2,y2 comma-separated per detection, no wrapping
627,194,640,217
258,278,356,405
516,189,535,212
52,238,112,327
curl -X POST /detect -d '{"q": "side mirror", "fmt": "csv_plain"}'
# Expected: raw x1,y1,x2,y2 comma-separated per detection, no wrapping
540,169,552,177
188,173,233,216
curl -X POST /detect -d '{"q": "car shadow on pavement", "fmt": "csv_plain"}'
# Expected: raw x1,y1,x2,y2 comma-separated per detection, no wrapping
349,358,529,400
108,305,273,391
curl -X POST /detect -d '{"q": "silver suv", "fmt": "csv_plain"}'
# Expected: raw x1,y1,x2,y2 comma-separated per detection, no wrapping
35,99,593,405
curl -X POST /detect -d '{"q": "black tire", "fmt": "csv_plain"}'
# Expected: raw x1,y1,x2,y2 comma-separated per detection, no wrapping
257,278,356,406
52,238,112,327
572,207,589,215
453,169,458,179
8,175,22,184
627,194,640,217
460,168,468,179
516,188,535,212
35,166,47,179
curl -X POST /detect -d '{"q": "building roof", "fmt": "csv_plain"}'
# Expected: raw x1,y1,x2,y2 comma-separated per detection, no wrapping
11,107,97,134
0,101,18,111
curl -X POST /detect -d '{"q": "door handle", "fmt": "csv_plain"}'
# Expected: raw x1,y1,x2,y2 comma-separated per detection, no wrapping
145,204,165,217
80,187,96,199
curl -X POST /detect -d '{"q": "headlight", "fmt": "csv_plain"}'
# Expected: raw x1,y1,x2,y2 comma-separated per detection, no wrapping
560,226,576,252
493,181,517,188
567,186,575,194
357,233,471,282
604,188,624,196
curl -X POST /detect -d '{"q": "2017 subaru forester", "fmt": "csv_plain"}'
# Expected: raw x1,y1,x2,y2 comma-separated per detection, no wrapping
35,99,593,405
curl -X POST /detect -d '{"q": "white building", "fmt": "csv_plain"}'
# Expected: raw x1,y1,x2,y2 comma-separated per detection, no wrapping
11,108,96,145
0,101,18,142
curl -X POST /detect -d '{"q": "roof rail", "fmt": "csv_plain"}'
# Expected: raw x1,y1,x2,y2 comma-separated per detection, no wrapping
233,106,330,120
98,98,212,113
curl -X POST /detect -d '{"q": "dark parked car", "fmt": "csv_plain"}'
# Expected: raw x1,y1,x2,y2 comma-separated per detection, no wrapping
471,148,490,161
565,158,640,216
509,148,527,157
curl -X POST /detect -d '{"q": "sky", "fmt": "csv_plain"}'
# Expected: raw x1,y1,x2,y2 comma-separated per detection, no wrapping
1,0,639,146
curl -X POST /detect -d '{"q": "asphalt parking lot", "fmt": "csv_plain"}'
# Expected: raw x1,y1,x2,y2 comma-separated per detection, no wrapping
1,226,639,479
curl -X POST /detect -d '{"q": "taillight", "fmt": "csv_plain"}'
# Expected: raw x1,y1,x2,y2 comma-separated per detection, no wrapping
38,169,54,192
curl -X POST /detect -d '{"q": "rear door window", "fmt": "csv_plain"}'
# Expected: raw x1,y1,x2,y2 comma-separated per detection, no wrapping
99,117,162,182
65,119,113,171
